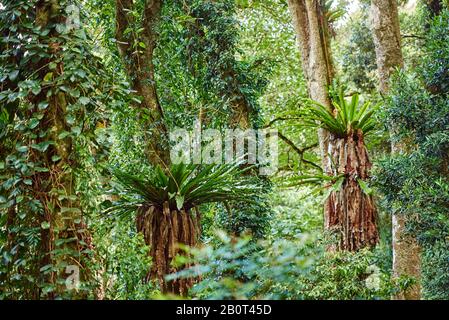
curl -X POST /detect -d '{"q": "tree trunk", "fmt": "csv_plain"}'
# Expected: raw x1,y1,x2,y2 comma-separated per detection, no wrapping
115,0,169,167
34,0,93,298
370,0,421,299
288,0,333,173
288,0,379,250
325,131,379,251
136,202,201,295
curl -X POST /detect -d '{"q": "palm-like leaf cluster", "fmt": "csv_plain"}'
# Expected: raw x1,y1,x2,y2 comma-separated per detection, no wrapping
304,89,378,137
106,163,260,216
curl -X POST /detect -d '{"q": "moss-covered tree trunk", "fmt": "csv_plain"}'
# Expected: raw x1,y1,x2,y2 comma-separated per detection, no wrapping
136,202,201,295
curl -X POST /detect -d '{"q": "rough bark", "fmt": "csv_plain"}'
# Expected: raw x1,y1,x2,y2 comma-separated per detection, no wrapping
370,0,421,299
115,0,169,167
370,0,404,95
325,130,379,251
288,0,333,173
136,202,201,295
288,0,379,250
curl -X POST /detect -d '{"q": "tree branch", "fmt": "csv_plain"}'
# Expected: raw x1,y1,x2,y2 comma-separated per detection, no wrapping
278,132,321,171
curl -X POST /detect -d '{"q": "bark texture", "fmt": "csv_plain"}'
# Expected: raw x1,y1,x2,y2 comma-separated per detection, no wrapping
136,203,201,295
115,0,169,167
370,0,403,95
370,0,421,299
288,0,379,250
325,131,379,251
288,0,333,172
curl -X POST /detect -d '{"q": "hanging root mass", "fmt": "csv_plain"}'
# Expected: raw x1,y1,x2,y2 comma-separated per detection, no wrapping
136,202,201,295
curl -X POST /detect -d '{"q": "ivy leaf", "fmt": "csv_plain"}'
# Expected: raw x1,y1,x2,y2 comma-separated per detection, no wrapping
38,101,49,110
29,118,40,129
31,141,53,152
31,84,41,95
16,145,28,153
39,264,53,272
9,70,19,81
43,72,53,82
71,126,81,135
79,97,90,105
70,88,80,98
58,131,70,139
55,23,66,34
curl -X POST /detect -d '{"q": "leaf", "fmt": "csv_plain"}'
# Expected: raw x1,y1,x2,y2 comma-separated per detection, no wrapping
38,101,49,110
29,118,40,129
79,97,90,105
357,178,373,195
70,88,80,98
41,221,50,230
175,194,185,210
138,41,146,48
71,126,81,135
9,70,19,81
16,145,28,153
31,85,41,95
31,141,53,152
44,72,53,82
58,131,70,139
40,264,53,272
61,207,81,214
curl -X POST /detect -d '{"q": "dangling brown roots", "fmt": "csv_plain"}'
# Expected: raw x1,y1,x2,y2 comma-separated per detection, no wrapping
325,129,379,251
136,202,201,295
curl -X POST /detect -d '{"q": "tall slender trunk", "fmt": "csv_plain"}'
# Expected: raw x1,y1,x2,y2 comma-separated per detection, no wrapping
370,0,421,299
288,0,379,250
115,0,200,295
115,0,169,167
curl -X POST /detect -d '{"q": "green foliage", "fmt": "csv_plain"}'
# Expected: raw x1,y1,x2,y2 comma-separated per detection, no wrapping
169,230,393,300
305,89,378,137
335,5,378,92
420,6,449,94
93,218,159,299
1,0,448,301
107,163,261,214
0,0,125,298
422,240,449,299
302,248,393,300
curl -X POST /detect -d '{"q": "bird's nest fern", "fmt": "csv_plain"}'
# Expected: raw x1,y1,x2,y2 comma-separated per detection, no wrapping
105,162,261,216
303,89,379,138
